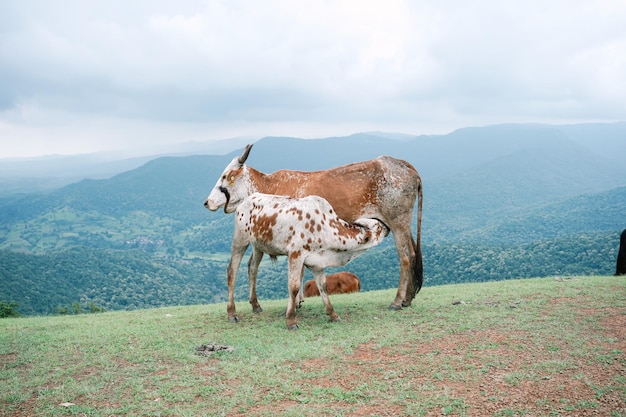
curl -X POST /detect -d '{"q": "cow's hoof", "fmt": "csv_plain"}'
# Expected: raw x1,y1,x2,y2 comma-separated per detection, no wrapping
388,304,402,311
330,316,342,322
229,316,240,323
288,324,299,331
402,300,412,308
253,307,263,313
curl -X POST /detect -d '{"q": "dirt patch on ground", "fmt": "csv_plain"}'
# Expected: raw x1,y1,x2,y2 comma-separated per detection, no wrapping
240,301,625,416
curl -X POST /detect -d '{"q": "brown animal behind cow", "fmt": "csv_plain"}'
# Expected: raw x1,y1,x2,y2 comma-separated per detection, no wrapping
304,272,361,297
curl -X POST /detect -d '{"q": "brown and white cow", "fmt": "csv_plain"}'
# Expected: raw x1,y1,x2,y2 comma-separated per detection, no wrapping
204,144,423,310
228,192,389,329
304,272,361,297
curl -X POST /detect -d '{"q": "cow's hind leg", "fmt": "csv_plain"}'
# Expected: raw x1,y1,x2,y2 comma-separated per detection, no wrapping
248,247,264,313
389,227,416,309
311,268,340,322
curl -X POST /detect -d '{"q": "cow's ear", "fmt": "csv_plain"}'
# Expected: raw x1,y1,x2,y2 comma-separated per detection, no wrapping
238,144,253,165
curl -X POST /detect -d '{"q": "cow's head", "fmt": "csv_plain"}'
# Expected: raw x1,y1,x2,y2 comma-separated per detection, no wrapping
204,144,254,213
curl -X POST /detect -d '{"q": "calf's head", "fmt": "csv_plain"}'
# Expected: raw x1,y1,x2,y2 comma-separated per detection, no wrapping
353,218,390,248
204,144,253,213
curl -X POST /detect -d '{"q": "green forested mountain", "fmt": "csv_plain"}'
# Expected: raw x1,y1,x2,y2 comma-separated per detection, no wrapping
0,247,225,315
1,229,620,316
1,123,625,315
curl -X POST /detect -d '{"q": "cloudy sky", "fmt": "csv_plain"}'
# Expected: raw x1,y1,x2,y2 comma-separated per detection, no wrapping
1,1,625,158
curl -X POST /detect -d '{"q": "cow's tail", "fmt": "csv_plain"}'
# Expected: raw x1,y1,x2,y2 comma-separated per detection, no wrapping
408,178,423,302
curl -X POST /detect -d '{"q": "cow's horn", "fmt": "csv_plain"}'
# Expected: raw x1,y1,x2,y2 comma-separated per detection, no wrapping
238,144,253,164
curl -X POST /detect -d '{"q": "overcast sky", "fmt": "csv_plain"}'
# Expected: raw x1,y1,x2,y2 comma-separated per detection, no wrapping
1,1,625,158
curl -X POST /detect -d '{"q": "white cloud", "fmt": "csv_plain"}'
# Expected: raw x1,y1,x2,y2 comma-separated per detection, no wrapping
1,0,625,157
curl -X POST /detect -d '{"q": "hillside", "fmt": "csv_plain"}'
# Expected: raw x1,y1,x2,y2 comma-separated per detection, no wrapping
0,122,625,315
1,276,624,416
0,248,226,315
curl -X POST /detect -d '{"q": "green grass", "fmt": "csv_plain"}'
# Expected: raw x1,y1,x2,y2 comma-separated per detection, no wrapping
1,275,624,416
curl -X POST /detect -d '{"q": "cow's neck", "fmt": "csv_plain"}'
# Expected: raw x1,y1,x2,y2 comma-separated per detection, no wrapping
247,167,297,195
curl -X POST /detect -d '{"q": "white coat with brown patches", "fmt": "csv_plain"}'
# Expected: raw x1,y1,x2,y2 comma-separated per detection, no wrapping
204,144,423,311
228,192,389,329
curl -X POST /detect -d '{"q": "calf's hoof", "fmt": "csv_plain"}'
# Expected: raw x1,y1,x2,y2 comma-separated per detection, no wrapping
287,323,299,331
253,307,263,313
402,300,412,308
229,316,240,323
388,303,402,311
330,315,341,322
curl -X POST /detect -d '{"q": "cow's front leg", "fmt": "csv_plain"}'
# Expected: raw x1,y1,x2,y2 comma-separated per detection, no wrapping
226,241,248,323
310,267,340,322
285,257,305,330
248,247,264,313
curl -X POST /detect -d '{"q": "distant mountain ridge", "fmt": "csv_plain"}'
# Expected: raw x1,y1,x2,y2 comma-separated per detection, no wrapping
0,136,254,195
3,122,623,195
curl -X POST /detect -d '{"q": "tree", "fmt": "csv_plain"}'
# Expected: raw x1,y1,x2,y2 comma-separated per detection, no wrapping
0,301,20,318
87,301,106,313
72,302,83,315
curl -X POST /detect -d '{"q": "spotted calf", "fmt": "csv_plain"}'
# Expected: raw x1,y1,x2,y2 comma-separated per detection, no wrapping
227,192,389,329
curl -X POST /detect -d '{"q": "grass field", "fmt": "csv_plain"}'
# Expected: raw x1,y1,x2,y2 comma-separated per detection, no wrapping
1,275,624,416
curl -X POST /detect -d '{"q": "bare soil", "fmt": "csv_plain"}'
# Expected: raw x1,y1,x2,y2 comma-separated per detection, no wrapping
240,298,625,416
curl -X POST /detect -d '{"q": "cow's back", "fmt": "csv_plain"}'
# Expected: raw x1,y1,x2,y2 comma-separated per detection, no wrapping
264,156,420,223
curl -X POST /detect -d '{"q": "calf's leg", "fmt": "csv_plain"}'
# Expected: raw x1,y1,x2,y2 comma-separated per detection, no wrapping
310,267,340,322
285,257,305,330
247,247,264,313
296,263,305,308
